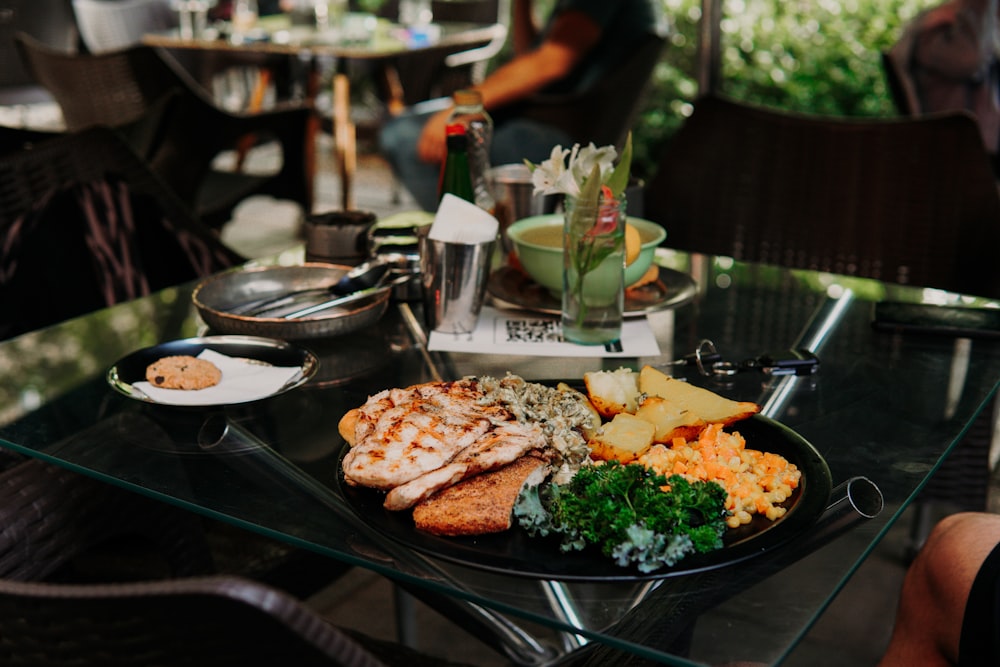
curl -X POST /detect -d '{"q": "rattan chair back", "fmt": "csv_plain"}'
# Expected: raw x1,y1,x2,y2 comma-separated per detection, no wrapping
0,575,392,667
0,454,212,581
0,124,60,155
0,451,392,667
0,125,244,339
645,94,1000,299
0,0,79,105
72,0,176,54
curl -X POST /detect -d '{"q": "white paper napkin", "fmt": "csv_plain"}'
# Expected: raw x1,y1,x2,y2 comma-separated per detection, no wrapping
427,306,661,357
133,349,304,406
428,193,499,244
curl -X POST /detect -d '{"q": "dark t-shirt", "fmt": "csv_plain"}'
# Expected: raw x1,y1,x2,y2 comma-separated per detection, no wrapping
540,0,663,94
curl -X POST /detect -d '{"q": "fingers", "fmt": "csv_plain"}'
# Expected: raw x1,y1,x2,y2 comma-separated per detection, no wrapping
417,110,450,164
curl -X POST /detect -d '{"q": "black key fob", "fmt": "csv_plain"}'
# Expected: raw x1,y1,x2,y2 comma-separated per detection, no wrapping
756,350,820,376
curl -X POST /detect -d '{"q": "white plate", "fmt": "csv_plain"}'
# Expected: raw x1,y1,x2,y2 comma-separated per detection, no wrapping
107,336,318,407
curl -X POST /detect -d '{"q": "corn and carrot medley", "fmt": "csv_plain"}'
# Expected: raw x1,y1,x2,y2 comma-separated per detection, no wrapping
636,423,802,529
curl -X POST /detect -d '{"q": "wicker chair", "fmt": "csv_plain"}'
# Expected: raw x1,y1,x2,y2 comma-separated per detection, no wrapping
0,125,245,340
644,93,1000,550
70,0,298,110
71,0,176,53
0,124,60,155
0,452,213,582
0,451,464,667
14,31,313,229
644,94,1000,299
0,0,79,107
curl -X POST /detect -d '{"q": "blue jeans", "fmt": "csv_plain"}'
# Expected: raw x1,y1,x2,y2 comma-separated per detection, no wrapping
379,100,575,212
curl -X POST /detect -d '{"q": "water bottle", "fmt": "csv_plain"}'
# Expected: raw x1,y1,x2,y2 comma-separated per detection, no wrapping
446,89,495,213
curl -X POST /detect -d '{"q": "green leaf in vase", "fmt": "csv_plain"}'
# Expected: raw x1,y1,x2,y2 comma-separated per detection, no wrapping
567,164,605,238
605,133,632,199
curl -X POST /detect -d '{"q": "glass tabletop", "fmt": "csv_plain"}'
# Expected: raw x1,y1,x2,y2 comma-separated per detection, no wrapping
143,17,506,60
0,251,997,665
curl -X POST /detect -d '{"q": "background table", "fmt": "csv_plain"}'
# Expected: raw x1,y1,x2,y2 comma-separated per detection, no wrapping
144,17,506,210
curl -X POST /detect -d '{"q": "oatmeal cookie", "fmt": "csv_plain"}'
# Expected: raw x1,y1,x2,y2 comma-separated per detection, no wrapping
145,355,222,390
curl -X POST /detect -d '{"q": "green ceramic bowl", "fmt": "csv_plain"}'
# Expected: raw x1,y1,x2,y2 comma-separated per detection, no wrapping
506,214,667,293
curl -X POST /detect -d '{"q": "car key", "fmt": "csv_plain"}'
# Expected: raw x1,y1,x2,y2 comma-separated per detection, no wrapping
753,349,820,376
707,348,820,377
664,340,820,377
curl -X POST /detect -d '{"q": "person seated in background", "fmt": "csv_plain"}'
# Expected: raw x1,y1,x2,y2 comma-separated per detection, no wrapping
877,511,1000,667
890,0,1000,161
379,0,663,212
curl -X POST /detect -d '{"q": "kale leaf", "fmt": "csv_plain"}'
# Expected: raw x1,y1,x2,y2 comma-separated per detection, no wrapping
514,462,728,573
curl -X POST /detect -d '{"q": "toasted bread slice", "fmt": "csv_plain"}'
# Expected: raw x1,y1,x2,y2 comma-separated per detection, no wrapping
412,455,550,536
637,366,760,429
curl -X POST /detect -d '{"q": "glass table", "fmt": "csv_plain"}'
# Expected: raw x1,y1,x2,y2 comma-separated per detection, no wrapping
0,249,997,665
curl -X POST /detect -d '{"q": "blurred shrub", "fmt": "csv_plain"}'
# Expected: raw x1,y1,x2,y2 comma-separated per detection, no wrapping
632,0,937,178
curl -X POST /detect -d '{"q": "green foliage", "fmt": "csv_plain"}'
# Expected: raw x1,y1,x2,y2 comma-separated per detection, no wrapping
631,0,939,177
515,461,728,572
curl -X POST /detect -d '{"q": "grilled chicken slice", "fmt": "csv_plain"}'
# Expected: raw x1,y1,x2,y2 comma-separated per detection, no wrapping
342,379,547,509
383,419,547,510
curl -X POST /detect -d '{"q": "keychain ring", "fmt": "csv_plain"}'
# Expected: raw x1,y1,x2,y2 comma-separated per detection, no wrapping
694,339,719,376
711,361,740,377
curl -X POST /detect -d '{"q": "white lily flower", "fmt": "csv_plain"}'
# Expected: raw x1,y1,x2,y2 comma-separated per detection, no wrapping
530,145,571,194
554,169,581,197
525,137,626,198
576,143,617,181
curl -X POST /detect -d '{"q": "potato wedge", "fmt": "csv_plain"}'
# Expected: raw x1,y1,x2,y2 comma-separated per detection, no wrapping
588,412,656,463
584,368,640,418
634,395,706,443
637,366,760,426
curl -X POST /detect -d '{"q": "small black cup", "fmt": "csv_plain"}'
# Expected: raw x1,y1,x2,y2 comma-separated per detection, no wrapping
304,210,376,265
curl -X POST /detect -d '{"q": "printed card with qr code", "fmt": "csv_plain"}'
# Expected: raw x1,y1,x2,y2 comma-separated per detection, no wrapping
427,307,661,357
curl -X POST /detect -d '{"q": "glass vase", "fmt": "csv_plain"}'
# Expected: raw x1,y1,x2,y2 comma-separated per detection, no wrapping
562,194,626,345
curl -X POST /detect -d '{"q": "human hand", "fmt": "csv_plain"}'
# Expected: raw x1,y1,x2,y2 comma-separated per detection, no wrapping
417,108,452,164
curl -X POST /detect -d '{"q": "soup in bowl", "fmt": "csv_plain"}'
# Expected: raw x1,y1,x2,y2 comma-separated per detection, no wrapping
506,214,666,293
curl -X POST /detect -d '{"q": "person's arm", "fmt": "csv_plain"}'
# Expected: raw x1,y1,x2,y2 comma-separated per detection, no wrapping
417,9,603,164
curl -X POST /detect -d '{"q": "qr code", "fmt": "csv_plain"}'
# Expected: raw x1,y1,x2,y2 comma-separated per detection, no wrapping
504,318,562,343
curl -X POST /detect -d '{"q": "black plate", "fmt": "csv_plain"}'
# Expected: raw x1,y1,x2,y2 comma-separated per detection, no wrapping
107,335,318,407
337,413,832,581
